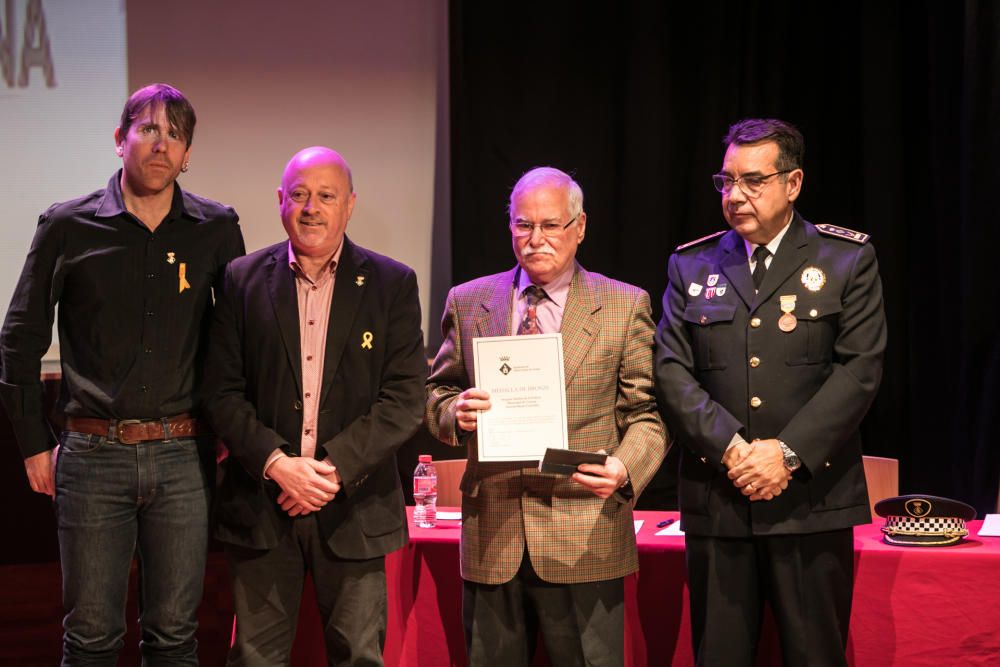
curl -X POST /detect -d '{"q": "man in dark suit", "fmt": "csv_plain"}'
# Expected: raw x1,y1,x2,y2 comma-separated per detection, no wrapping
655,119,887,666
205,146,427,666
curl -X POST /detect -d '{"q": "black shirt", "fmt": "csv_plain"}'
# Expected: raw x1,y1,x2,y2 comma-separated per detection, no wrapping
0,171,245,458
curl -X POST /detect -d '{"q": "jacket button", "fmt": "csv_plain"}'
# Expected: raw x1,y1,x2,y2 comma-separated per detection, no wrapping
749,356,761,368
750,396,762,408
750,317,761,328
294,400,303,410
700,315,708,325
825,461,831,468
809,308,819,318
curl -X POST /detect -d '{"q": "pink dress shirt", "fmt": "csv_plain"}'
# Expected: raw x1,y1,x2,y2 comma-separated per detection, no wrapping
262,241,342,476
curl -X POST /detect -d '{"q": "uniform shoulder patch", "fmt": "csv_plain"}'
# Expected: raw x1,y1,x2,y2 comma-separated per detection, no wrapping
815,223,870,244
675,230,726,252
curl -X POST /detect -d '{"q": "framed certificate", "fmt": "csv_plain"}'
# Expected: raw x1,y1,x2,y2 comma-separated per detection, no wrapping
472,333,568,462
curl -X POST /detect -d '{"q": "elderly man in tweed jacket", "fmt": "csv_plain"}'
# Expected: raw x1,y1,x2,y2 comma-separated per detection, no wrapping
426,167,667,667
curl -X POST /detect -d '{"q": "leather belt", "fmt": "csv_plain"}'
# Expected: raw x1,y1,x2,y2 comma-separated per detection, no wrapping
64,413,206,444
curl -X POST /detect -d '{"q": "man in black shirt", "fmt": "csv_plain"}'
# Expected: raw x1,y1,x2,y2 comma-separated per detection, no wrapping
0,83,244,665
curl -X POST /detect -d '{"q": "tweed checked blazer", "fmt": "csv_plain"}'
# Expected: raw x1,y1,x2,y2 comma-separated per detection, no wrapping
426,264,667,585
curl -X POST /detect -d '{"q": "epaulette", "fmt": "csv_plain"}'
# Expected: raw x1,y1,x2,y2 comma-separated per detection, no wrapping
675,230,726,252
815,223,870,244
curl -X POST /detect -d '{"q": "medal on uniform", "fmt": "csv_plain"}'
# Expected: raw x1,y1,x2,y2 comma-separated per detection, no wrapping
800,266,826,292
778,294,797,332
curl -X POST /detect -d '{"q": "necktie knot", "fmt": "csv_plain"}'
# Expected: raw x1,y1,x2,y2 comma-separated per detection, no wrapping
518,285,546,335
751,246,771,290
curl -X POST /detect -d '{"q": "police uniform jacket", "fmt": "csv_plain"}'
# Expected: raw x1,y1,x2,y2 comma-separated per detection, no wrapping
655,213,886,537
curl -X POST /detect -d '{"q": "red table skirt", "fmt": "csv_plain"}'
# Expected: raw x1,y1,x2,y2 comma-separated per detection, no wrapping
288,509,1000,666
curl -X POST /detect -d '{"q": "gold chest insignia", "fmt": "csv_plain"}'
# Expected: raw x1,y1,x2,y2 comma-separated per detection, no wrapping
800,266,826,292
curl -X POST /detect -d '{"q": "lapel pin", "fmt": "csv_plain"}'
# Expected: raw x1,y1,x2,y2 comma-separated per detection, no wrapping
361,331,374,349
178,262,191,294
355,275,366,287
166,252,176,264
688,282,703,297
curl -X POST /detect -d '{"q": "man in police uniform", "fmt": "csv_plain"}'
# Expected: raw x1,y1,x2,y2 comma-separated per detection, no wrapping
655,118,886,666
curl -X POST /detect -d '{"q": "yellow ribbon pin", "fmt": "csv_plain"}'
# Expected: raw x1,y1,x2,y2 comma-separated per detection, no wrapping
361,331,373,349
178,262,191,294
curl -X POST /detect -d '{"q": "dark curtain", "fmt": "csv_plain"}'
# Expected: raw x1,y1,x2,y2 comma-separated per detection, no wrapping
448,0,1000,514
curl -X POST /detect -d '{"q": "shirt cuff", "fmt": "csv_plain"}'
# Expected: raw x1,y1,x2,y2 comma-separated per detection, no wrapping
721,432,750,463
262,449,288,479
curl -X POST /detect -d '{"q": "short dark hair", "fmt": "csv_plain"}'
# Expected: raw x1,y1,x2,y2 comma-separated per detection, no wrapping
119,83,196,147
723,118,804,172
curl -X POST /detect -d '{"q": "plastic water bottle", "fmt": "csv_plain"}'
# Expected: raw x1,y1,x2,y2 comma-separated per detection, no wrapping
413,454,438,528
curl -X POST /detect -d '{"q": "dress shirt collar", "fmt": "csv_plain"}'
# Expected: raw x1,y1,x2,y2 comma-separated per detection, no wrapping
515,262,575,308
288,239,343,284
743,210,794,263
94,169,197,223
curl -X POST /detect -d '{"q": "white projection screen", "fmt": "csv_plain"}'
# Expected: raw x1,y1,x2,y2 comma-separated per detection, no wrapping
0,0,449,354
0,0,127,349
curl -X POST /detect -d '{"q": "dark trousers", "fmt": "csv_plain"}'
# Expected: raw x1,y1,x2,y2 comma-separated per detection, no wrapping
462,550,625,667
685,529,854,667
56,433,209,667
225,516,387,667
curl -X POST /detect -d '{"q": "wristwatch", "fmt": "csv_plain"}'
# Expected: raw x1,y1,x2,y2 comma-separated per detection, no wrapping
777,440,801,472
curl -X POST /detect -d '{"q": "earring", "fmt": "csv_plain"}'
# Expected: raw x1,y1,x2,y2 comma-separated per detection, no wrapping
181,163,189,173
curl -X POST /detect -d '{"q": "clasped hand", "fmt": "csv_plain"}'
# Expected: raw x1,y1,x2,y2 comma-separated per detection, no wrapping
724,438,791,502
269,456,342,517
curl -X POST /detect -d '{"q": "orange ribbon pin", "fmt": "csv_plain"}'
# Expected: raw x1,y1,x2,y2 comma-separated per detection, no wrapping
178,263,191,294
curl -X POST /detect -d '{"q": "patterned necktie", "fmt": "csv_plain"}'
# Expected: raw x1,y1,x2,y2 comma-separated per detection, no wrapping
517,285,545,335
751,246,772,290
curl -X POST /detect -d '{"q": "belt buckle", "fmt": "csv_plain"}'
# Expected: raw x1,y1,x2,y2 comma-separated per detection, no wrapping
115,419,143,445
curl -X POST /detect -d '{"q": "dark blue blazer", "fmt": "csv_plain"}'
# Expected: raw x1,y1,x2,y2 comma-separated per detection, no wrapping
655,213,886,537
205,236,426,557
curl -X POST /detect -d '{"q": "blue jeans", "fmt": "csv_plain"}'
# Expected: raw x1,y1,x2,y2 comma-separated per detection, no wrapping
55,431,211,666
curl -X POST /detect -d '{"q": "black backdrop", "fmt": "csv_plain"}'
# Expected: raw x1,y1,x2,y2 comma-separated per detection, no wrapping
446,0,1000,514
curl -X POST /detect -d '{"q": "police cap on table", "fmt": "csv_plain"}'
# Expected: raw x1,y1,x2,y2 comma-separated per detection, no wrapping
874,494,977,547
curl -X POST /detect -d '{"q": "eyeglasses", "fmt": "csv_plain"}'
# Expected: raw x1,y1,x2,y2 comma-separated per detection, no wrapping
712,170,791,198
510,216,578,238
